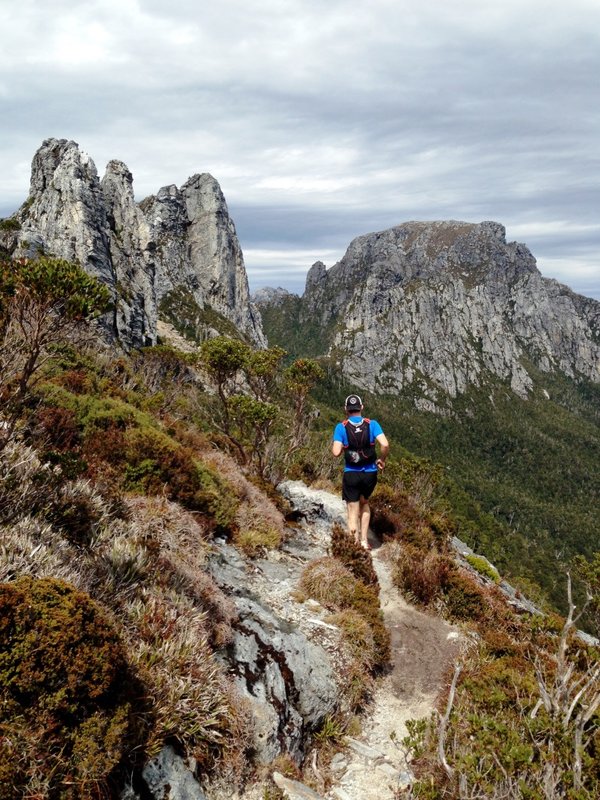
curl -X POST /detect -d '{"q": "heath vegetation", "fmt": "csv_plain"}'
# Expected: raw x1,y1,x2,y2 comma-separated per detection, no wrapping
1,255,598,798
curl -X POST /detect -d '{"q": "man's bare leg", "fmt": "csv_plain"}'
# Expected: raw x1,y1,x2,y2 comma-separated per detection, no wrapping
359,498,371,548
346,501,360,543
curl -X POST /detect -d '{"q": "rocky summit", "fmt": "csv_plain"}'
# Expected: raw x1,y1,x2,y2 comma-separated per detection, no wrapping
0,139,265,348
257,221,600,407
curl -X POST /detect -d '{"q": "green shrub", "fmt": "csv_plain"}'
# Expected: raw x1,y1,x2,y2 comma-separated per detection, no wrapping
391,544,453,606
233,525,282,557
369,484,438,550
313,714,345,744
443,569,489,621
465,553,501,583
0,217,21,232
0,576,141,798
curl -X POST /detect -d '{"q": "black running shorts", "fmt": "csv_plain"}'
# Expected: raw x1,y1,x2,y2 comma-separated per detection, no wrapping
342,470,378,503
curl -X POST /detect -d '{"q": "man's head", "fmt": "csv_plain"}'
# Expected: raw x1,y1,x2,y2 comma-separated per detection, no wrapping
345,394,363,415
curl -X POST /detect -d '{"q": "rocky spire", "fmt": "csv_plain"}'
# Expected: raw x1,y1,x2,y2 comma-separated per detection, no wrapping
101,160,157,347
16,139,115,288
1,138,265,349
142,172,266,346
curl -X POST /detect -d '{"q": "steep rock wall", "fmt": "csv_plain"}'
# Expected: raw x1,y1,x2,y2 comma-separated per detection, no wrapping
291,221,600,402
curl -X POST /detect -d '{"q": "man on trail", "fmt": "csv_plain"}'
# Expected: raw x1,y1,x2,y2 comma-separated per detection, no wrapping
331,394,389,550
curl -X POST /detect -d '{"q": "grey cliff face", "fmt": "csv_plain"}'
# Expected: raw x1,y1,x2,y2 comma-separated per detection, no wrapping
252,286,294,306
101,159,157,347
299,221,600,403
1,138,264,348
142,172,266,346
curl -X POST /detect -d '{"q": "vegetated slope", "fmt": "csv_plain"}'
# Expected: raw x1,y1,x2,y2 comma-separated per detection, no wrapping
300,363,600,613
2,256,599,799
371,376,600,611
255,219,600,612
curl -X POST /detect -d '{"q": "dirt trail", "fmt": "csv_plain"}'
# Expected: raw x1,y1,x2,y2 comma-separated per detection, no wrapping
226,483,463,800
324,542,461,800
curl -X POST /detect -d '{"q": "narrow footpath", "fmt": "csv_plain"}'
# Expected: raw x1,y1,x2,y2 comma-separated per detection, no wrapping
319,543,462,800
234,482,462,800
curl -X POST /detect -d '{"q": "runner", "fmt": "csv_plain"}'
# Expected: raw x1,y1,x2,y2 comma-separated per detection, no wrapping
331,394,389,550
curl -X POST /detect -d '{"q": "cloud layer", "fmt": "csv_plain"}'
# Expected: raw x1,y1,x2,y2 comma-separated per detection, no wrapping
2,0,599,298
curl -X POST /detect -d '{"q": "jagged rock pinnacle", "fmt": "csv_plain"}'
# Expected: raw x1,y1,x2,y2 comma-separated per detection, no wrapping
1,138,265,349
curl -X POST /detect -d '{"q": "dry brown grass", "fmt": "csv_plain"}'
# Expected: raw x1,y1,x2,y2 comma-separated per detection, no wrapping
233,501,283,557
300,557,390,672
299,557,357,608
205,449,286,536
327,609,376,672
0,439,57,523
0,517,83,586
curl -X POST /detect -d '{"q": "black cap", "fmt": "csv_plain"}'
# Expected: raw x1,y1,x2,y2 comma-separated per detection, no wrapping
345,394,363,411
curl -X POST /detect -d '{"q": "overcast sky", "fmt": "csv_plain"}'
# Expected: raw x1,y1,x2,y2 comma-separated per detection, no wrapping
2,0,599,298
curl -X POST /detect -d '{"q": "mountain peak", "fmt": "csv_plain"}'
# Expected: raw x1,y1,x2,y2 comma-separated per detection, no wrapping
260,219,600,404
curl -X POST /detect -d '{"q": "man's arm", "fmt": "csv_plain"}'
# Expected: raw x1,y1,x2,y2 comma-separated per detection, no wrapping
375,433,389,470
332,422,345,458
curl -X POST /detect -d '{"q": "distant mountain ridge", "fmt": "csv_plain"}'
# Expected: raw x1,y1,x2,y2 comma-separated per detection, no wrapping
255,220,600,409
0,138,265,348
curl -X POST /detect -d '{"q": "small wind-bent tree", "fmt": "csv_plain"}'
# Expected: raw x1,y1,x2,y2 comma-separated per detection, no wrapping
0,257,110,450
199,338,324,476
199,337,251,461
199,337,285,470
226,394,279,476
282,358,324,462
245,346,286,402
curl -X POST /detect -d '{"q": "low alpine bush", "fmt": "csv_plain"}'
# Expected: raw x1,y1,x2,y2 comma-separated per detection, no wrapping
0,576,142,798
330,523,379,591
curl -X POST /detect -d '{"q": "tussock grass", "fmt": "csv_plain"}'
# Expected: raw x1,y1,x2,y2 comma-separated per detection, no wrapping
300,557,390,672
124,590,252,771
0,441,251,791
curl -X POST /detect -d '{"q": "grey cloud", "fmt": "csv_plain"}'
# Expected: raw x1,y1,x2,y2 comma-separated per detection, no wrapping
1,0,599,300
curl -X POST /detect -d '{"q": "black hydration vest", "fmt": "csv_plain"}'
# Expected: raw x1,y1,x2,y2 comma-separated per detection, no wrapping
343,418,377,467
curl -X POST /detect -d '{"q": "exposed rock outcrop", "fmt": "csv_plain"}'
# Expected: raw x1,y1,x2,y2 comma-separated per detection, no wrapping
1,138,265,348
258,221,600,404
252,286,295,306
207,535,339,764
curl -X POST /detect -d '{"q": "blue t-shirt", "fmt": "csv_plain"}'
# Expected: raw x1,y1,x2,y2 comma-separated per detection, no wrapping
333,416,384,472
